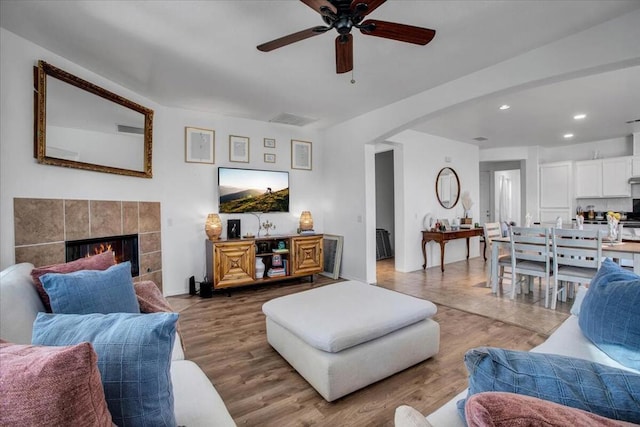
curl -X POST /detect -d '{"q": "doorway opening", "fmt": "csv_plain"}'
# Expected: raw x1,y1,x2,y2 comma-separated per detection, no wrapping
375,150,395,261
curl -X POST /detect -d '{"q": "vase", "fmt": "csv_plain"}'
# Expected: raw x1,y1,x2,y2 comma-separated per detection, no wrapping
255,257,265,279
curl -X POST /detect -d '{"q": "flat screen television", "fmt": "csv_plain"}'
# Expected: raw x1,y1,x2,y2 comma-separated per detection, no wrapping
218,167,289,213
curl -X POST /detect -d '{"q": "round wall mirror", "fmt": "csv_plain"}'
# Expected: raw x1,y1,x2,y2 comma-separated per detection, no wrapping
435,167,460,209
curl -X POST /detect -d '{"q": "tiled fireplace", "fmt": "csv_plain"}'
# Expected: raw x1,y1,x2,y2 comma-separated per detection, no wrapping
13,198,162,290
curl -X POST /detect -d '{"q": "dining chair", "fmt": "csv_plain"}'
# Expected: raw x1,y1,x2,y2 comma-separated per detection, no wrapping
551,228,602,310
509,226,553,307
483,222,511,291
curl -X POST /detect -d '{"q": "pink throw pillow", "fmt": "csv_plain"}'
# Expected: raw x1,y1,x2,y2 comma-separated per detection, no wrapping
465,392,636,427
31,251,116,312
134,280,184,350
0,340,113,426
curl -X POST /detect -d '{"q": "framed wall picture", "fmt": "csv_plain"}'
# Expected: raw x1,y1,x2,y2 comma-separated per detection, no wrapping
264,138,276,148
227,219,241,239
185,127,215,164
229,135,249,163
321,234,343,279
291,139,312,170
264,153,276,163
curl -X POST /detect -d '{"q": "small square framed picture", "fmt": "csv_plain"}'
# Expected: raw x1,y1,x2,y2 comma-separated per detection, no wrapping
229,135,250,163
291,139,312,170
185,127,215,164
264,153,276,163
264,138,276,148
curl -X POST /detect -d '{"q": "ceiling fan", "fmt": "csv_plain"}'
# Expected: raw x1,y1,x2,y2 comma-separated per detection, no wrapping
257,0,436,74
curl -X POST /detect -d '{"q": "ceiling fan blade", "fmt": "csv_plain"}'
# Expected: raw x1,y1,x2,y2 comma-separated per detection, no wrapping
359,19,436,45
300,0,337,15
257,27,328,52
335,34,353,74
350,0,386,17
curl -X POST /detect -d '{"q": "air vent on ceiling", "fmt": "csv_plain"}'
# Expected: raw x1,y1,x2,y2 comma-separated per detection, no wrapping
269,113,316,127
117,124,144,134
473,137,488,142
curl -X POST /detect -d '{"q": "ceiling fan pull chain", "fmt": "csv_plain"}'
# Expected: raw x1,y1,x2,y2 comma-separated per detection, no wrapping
351,69,356,84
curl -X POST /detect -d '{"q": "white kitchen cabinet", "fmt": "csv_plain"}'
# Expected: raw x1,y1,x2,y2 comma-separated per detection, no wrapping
602,157,631,197
575,160,602,198
575,157,631,198
632,156,640,176
539,161,573,222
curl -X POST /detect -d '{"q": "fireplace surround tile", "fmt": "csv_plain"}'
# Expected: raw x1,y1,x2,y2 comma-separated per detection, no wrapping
140,232,161,253
90,200,122,238
15,242,65,266
140,252,162,276
123,202,139,234
139,202,161,233
14,198,64,246
64,200,90,241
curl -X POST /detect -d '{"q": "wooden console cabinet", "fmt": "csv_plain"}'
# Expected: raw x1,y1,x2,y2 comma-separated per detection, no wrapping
206,234,323,290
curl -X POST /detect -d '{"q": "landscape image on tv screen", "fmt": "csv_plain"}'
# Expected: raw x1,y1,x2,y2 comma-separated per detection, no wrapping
218,167,289,213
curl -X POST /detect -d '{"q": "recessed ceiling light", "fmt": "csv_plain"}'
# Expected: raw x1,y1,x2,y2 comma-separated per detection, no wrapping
499,105,510,110
574,114,587,120
564,133,574,139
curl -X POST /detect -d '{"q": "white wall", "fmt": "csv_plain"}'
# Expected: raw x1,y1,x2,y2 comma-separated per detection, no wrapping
0,29,324,295
387,130,480,272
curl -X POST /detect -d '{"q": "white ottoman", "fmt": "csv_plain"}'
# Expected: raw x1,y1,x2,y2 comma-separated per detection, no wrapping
262,281,440,401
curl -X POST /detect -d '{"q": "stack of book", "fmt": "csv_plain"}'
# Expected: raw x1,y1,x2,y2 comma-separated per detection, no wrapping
267,267,286,277
299,229,315,235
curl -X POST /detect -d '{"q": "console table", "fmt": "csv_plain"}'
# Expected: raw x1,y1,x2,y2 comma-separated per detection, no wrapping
422,228,484,272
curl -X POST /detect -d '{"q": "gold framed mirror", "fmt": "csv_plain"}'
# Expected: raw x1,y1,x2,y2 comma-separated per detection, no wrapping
34,60,153,178
436,167,460,209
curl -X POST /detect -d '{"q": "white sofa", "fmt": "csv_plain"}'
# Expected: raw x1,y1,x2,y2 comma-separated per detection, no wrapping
0,263,236,427
422,288,640,427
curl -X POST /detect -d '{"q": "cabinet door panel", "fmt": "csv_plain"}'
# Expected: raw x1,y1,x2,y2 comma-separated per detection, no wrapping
540,162,572,208
214,242,255,288
291,236,323,275
602,158,631,197
575,161,601,198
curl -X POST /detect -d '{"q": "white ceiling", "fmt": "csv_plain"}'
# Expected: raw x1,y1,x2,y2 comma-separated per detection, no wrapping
1,1,639,148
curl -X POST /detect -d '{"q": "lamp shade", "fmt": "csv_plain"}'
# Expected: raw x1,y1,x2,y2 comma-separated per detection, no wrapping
299,211,313,231
205,213,222,240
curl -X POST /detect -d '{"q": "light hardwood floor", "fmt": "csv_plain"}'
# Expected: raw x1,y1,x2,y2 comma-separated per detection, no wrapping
168,256,571,426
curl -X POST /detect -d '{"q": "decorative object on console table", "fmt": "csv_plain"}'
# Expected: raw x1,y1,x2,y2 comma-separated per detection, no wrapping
255,257,265,279
261,220,275,236
291,139,312,170
227,219,241,239
461,190,473,220
299,211,314,233
205,213,222,240
185,127,215,164
229,135,249,163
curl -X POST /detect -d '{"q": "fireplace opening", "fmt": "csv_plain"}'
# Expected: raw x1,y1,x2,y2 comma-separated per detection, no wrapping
66,234,139,277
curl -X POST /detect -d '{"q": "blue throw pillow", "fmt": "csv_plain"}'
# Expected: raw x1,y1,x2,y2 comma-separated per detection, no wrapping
32,312,178,427
579,258,640,370
40,261,140,314
456,347,640,424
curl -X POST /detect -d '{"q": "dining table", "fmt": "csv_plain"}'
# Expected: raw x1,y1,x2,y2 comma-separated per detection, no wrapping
489,236,640,293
